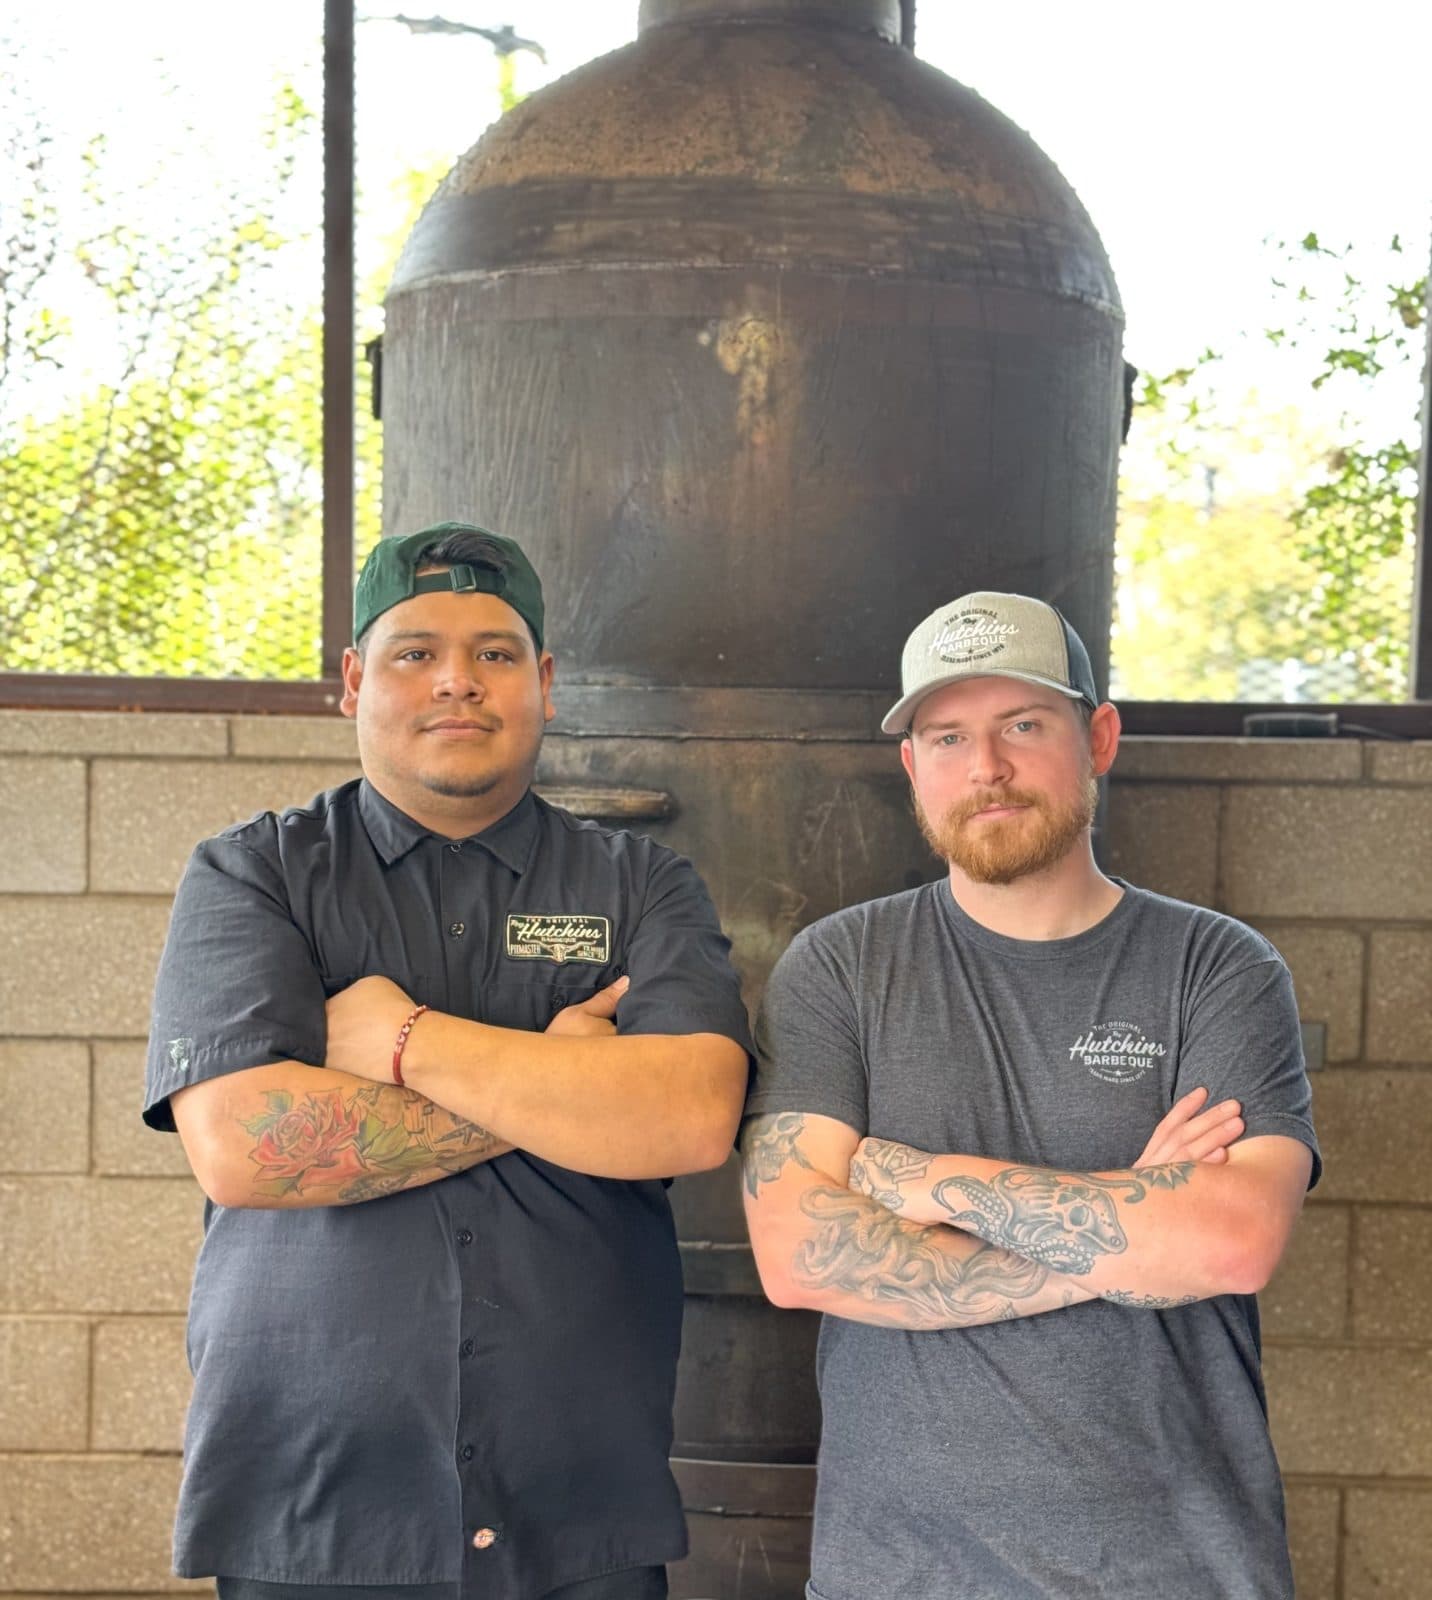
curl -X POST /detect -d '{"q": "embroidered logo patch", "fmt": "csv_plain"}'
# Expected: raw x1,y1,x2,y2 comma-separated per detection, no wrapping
928,606,1019,665
505,912,611,965
1068,1019,1168,1085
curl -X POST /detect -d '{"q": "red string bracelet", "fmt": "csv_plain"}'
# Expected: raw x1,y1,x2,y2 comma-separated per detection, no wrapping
392,1004,430,1087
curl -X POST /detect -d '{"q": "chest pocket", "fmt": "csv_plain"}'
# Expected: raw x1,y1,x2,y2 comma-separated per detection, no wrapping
480,961,625,1032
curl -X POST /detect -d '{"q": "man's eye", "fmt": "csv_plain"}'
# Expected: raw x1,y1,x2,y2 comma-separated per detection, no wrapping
1010,720,1039,734
936,733,963,747
478,649,515,663
398,649,430,662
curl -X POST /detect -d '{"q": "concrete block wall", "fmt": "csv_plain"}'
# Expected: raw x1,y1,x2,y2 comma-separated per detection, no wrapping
1,711,1429,1597
1105,736,1432,1600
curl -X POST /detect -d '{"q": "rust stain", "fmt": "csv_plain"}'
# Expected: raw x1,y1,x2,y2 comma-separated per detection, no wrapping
711,317,784,446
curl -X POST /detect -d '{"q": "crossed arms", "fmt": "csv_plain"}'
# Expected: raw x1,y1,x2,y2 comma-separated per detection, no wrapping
741,1095,1311,1329
174,975,747,1209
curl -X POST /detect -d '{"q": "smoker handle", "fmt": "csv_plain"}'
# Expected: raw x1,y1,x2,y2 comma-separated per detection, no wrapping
533,784,674,823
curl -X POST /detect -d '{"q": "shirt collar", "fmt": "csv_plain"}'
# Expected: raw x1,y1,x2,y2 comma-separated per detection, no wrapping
358,779,539,875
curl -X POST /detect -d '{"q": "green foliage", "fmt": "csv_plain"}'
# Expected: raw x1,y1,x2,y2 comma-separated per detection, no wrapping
0,75,330,675
1115,234,1423,703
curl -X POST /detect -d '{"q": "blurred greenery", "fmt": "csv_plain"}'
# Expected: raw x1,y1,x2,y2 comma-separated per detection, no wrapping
0,74,388,677
1113,234,1424,703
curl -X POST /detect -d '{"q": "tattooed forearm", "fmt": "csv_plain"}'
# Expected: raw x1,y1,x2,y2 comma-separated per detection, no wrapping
849,1138,933,1211
794,1185,1065,1328
741,1112,816,1196
1103,1290,1200,1310
929,1163,1195,1275
241,1084,506,1204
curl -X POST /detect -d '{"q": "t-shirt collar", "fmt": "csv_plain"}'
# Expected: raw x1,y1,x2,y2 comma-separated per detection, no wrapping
358,778,538,875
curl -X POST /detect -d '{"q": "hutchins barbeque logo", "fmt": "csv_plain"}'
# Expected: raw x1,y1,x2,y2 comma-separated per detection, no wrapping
1069,1020,1167,1085
505,912,611,965
928,607,1019,665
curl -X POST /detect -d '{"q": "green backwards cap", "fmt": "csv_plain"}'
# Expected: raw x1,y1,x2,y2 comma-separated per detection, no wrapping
353,522,545,649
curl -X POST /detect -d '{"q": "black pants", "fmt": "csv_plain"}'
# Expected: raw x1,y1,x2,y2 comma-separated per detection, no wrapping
216,1567,668,1600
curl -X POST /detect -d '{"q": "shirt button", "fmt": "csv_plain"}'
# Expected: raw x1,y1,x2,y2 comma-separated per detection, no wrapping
448,843,461,854
456,1228,473,1246
472,1527,500,1550
449,921,466,937
460,1338,476,1358
459,1443,475,1462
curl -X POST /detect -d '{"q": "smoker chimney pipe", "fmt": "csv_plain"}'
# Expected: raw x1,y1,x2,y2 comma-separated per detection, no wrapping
637,0,904,41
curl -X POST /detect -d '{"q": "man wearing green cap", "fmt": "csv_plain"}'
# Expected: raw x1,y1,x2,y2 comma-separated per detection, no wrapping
144,523,752,1600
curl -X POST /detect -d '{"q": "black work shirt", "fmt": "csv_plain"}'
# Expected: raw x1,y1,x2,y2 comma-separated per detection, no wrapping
143,780,752,1596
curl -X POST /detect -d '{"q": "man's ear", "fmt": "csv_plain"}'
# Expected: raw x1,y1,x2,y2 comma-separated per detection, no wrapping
899,737,916,784
1089,701,1121,777
539,650,556,725
340,646,363,719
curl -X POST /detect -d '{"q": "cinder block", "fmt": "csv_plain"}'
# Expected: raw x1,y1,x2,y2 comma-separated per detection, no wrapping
93,1317,192,1452
0,1456,200,1590
0,756,87,892
1255,925,1364,1062
91,760,360,895
229,715,358,759
1222,785,1432,920
1344,1485,1432,1600
1283,1483,1340,1600
0,1177,202,1314
1102,783,1219,906
1260,1205,1349,1342
0,709,227,757
0,1316,89,1449
0,1041,90,1172
1309,1070,1432,1205
0,896,172,1037
1351,1208,1432,1343
1368,743,1432,785
1115,738,1361,783
94,1041,193,1178
1265,1344,1432,1476
1366,930,1432,1063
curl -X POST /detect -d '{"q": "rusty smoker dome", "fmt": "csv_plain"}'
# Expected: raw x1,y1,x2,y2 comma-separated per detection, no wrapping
383,0,1124,696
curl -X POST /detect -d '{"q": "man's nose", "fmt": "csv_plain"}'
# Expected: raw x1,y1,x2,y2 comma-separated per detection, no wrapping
966,734,1012,787
433,659,485,698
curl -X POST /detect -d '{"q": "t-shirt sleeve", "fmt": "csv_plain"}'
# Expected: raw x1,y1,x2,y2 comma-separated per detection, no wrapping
616,849,753,1055
143,826,327,1131
745,920,868,1134
1174,945,1321,1189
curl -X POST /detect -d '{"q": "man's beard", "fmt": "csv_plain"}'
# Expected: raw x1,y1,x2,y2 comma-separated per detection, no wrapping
421,772,502,800
916,778,1098,886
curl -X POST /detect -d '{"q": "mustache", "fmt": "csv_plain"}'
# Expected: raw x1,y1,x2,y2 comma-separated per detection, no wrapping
944,788,1047,825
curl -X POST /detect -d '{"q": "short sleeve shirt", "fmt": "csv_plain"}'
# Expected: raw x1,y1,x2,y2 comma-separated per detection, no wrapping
747,879,1319,1600
144,780,752,1596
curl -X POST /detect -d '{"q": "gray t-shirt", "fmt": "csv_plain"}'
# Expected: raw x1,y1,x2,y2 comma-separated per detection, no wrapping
748,879,1320,1600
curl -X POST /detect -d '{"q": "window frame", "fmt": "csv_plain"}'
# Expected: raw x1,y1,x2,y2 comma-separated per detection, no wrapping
2,0,1427,735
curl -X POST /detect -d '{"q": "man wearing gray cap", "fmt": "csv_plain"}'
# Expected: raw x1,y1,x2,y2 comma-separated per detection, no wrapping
741,591,1319,1599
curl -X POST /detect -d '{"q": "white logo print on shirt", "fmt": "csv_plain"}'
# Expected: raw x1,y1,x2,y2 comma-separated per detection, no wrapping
1069,1020,1167,1085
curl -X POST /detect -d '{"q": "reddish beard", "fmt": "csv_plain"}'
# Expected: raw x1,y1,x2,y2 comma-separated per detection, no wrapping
916,778,1098,885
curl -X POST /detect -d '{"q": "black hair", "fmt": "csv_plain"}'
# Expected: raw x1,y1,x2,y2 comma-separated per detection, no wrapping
415,528,516,574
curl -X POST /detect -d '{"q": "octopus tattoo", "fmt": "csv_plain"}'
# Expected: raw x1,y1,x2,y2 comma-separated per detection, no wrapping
931,1163,1192,1276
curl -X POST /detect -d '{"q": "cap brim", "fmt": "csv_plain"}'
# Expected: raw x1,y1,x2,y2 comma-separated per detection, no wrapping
881,670,1086,736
